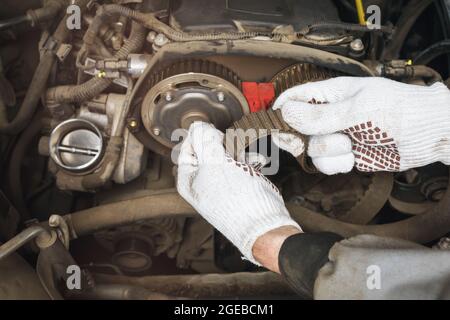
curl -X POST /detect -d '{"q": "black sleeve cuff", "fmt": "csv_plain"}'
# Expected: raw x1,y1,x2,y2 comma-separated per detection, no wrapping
278,232,343,299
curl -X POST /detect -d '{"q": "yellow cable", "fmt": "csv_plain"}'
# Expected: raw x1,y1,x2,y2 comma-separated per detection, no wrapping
355,0,366,25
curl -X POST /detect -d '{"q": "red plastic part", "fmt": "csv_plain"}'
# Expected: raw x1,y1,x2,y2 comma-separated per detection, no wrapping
242,82,276,113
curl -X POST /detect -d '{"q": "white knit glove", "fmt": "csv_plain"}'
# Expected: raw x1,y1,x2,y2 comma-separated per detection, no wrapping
273,77,450,174
176,122,301,264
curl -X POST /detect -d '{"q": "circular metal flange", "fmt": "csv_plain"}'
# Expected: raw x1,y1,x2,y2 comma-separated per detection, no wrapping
49,119,104,173
141,73,249,148
112,234,155,274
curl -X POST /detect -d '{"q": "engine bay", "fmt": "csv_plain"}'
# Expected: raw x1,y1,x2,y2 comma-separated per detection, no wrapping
0,0,450,299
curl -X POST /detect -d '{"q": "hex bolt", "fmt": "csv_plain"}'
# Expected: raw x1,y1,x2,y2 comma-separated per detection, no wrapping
350,39,364,52
217,92,225,102
165,92,172,102
154,33,169,47
128,119,138,129
146,31,157,43
153,127,161,136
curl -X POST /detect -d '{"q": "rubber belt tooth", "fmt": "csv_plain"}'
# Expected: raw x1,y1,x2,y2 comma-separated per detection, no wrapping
267,109,284,131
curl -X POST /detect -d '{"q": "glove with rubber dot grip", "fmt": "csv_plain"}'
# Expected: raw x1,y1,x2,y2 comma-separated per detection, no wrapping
176,122,301,264
273,77,450,174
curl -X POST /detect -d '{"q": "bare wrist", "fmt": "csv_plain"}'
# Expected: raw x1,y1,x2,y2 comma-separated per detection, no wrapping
252,226,302,273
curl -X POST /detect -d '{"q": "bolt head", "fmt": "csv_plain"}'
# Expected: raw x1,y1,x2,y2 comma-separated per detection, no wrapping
153,127,161,136
165,92,172,102
128,119,138,128
217,92,225,102
154,33,168,47
350,39,364,52
146,31,157,43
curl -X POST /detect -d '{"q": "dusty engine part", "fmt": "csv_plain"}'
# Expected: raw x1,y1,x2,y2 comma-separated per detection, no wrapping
175,218,218,273
94,271,294,299
0,252,49,299
95,217,185,274
389,164,449,215
169,0,340,34
283,171,393,225
42,93,147,190
2,0,450,300
139,60,249,150
111,235,155,273
68,284,175,300
49,119,104,173
46,180,450,249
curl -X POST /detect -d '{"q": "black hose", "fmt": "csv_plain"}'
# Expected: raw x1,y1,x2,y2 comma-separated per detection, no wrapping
0,51,54,135
46,22,146,104
27,0,67,28
0,15,30,31
0,0,67,31
298,21,393,36
8,113,43,221
0,90,7,127
415,40,450,65
382,0,435,60
340,0,357,13
0,0,90,135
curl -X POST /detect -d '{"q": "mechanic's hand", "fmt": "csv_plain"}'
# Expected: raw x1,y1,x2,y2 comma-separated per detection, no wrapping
273,77,450,174
176,122,301,264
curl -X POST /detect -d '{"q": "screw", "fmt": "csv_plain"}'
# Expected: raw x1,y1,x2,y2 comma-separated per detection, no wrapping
146,31,157,43
154,33,169,47
153,127,161,136
113,21,124,33
350,39,364,52
165,92,172,102
128,119,138,129
217,92,225,102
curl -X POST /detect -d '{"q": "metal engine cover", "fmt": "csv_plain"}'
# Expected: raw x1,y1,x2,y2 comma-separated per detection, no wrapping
169,0,340,32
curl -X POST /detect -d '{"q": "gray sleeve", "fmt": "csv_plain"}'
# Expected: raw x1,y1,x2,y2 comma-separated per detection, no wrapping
314,235,450,300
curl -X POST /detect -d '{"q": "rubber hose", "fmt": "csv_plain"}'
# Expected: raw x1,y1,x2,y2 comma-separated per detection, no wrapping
0,15,30,31
0,0,66,31
8,113,43,222
0,93,7,127
415,40,450,65
46,22,146,104
409,65,443,83
82,4,281,45
57,177,450,245
69,284,172,300
298,21,393,36
0,0,91,135
382,0,434,60
27,0,67,28
0,51,54,135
